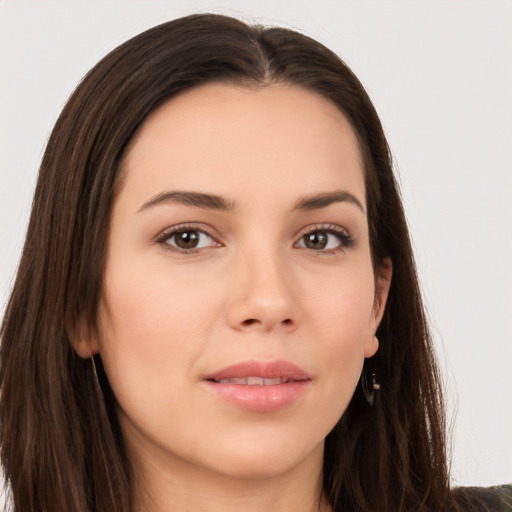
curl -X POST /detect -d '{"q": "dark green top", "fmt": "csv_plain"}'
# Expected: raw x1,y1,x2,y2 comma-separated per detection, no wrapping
452,485,512,511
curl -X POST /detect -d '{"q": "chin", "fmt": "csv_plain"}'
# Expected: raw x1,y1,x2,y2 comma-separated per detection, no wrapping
202,435,325,481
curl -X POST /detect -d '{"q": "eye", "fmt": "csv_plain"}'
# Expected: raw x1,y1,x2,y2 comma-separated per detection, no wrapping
156,227,220,252
296,226,353,252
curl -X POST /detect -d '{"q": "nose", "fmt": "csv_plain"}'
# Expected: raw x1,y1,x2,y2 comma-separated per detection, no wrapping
226,249,300,333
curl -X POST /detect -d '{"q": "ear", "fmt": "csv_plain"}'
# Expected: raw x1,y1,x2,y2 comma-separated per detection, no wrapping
372,257,392,327
67,317,100,359
365,257,392,358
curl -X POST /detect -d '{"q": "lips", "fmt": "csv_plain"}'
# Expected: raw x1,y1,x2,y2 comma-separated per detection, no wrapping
203,360,311,412
217,376,289,385
204,359,310,381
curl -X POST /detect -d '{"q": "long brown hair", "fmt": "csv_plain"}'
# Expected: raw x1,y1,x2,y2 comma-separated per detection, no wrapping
0,13,475,512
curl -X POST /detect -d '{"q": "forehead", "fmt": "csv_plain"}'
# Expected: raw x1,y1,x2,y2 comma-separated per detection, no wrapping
120,83,365,210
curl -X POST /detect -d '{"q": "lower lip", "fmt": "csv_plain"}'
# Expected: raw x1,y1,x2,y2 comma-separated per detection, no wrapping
204,380,310,412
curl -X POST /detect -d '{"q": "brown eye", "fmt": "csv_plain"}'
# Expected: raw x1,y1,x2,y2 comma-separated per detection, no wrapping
296,227,353,252
174,230,201,249
160,229,217,251
302,232,329,250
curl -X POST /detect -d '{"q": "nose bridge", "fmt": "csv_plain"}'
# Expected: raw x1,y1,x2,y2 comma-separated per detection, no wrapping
227,236,299,331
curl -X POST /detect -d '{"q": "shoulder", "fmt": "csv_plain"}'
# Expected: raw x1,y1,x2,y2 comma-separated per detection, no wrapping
451,485,512,512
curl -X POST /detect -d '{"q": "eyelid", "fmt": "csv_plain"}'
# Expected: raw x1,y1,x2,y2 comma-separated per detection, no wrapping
154,223,222,254
294,223,354,252
153,222,354,255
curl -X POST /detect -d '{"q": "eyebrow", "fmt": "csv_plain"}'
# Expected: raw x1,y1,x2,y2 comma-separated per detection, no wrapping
293,190,365,213
137,189,365,214
138,191,236,213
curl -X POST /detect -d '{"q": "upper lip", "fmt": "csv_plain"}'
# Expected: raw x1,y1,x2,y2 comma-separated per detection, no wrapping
204,359,310,382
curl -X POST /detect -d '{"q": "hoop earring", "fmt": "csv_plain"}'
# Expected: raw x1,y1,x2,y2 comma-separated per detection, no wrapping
361,368,380,406
91,354,103,396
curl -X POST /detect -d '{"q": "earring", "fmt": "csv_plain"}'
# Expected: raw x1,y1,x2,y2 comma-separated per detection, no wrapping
91,354,103,396
361,368,380,406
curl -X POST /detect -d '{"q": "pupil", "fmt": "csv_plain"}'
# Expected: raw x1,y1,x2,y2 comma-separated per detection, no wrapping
176,231,199,249
306,232,327,250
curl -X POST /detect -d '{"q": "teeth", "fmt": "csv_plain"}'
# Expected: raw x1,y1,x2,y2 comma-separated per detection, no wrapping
218,378,246,384
263,378,282,385
217,377,288,385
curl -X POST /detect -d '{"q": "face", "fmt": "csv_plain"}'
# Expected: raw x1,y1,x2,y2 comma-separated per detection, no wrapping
80,83,391,484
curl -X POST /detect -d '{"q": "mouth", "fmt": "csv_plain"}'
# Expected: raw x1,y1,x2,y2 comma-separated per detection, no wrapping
213,376,295,385
204,359,310,382
203,360,311,412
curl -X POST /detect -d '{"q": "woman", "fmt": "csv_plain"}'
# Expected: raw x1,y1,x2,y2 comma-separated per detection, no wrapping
0,13,509,512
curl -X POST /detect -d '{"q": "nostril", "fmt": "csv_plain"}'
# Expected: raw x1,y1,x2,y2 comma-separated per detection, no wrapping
238,317,296,330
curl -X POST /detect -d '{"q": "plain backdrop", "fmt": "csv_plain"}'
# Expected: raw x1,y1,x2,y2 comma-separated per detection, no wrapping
1,0,511,492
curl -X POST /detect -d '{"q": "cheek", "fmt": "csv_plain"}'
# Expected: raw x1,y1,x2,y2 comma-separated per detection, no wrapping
301,264,375,410
100,257,221,347
304,262,375,348
96,262,220,413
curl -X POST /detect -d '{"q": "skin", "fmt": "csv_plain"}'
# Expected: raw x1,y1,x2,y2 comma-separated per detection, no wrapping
77,83,391,512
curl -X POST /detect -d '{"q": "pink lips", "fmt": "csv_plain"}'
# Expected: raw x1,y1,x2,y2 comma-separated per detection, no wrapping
203,360,311,412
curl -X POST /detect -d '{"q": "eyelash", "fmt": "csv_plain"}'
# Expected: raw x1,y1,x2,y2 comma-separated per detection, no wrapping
155,223,354,255
155,224,221,254
296,224,354,254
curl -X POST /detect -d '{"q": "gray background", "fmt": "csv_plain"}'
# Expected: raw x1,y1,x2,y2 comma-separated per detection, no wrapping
1,0,511,491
